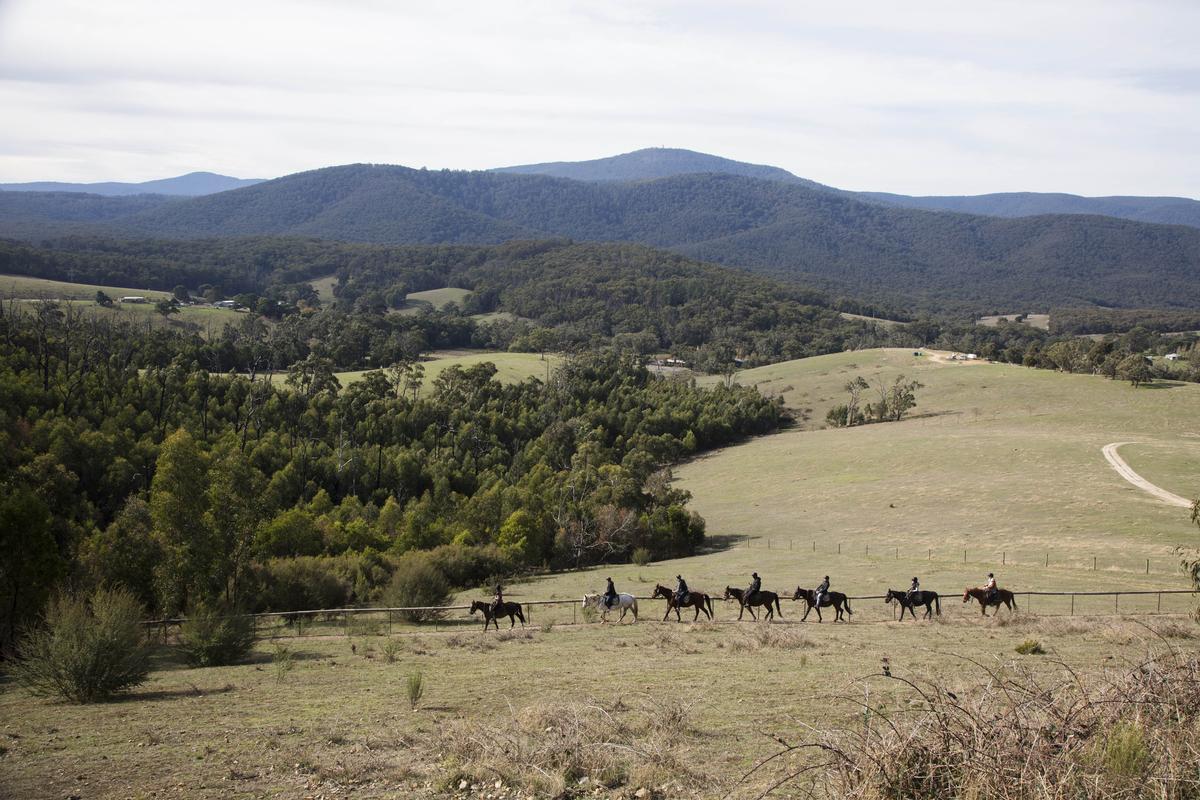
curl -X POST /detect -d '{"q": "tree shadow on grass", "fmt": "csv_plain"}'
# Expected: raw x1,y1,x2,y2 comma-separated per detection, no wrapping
698,534,744,555
1139,381,1186,390
114,683,238,703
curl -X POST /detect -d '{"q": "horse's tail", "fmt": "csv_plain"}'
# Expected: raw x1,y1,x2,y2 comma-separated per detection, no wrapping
516,604,527,623
705,595,714,617
1010,592,1018,610
774,596,782,617
844,595,853,616
934,595,941,615
632,598,638,615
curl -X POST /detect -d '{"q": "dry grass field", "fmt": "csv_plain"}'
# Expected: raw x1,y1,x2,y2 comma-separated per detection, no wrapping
3,348,1199,799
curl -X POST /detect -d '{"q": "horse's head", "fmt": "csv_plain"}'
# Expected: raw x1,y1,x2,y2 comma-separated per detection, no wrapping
652,584,669,599
962,588,971,602
582,594,596,608
884,590,896,604
469,600,481,615
793,587,810,602
723,586,735,601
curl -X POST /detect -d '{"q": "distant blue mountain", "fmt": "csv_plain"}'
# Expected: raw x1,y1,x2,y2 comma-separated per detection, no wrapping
0,171,264,197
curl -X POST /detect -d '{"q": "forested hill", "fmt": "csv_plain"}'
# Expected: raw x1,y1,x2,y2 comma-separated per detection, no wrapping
3,164,1200,312
492,147,827,188
859,191,1200,230
0,171,263,197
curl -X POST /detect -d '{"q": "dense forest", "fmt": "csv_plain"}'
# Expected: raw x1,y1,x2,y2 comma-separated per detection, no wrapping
0,301,786,652
4,163,1200,313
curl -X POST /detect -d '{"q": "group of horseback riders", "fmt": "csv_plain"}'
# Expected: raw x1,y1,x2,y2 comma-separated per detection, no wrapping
485,571,1005,621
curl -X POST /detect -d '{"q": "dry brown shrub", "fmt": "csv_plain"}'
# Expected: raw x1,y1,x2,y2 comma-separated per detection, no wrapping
728,626,813,653
437,695,706,796
735,650,1200,800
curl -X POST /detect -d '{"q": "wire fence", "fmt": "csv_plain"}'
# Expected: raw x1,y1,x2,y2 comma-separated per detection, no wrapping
734,537,1188,576
143,588,1200,641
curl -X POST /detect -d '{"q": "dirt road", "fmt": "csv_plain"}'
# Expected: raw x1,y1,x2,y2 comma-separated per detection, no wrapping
1102,442,1193,508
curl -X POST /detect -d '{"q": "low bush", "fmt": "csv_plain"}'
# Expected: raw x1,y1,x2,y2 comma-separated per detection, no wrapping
406,670,425,709
13,587,152,703
177,603,256,667
1015,638,1046,655
631,547,652,566
382,552,452,622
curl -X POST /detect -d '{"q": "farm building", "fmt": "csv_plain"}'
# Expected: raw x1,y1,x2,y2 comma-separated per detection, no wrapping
120,296,147,304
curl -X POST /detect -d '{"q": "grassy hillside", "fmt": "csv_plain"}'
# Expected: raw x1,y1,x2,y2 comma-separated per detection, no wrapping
0,274,243,332
404,286,472,309
334,350,560,390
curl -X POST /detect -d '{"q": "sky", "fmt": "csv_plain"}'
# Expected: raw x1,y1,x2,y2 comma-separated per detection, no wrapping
0,0,1197,196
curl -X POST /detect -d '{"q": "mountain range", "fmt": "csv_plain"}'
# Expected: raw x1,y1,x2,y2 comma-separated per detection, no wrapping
0,171,263,197
1,150,1199,314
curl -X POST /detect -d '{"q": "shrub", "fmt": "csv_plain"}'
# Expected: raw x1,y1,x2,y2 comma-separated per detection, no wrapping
426,543,515,589
177,603,256,667
406,670,425,709
1015,638,1045,655
13,587,152,703
631,547,652,566
381,639,403,663
382,552,451,623
271,643,295,683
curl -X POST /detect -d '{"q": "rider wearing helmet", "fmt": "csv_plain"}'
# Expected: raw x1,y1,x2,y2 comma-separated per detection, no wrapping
906,576,920,602
744,572,761,605
983,573,997,603
815,575,830,606
675,575,689,606
603,577,618,609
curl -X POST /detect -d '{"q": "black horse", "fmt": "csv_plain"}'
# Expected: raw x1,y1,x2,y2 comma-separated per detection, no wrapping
885,588,941,620
652,584,714,622
793,587,853,622
723,586,783,621
469,599,526,631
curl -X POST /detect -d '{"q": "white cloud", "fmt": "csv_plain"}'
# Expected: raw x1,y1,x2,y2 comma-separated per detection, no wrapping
0,0,1196,196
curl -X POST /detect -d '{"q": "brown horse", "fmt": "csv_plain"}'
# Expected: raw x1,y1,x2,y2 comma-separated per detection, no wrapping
652,584,714,622
723,586,782,621
794,587,853,622
469,599,526,631
962,587,1017,616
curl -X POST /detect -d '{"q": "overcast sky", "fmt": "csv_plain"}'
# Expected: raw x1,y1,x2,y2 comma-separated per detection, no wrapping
0,0,1197,196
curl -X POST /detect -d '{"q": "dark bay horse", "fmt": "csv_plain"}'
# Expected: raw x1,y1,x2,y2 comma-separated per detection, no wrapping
723,586,782,621
793,587,853,622
885,589,941,620
652,584,714,622
469,599,526,631
962,587,1017,616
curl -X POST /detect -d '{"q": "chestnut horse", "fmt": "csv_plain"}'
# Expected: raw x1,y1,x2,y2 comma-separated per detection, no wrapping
793,587,853,622
885,589,941,620
962,587,1017,615
469,599,526,631
652,584,714,622
723,586,782,621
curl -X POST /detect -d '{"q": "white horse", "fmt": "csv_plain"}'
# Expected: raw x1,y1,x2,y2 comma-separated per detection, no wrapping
582,593,639,623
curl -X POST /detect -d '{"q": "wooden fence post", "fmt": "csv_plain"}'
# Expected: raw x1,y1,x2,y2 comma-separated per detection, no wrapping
1070,593,1074,615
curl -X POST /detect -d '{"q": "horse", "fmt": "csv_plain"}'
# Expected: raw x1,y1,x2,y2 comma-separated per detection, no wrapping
885,589,941,620
793,587,853,622
582,592,639,623
469,599,526,631
651,584,714,622
723,586,782,621
962,587,1018,616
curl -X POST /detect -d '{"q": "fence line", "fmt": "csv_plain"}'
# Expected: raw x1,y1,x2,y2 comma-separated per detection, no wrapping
142,588,1199,634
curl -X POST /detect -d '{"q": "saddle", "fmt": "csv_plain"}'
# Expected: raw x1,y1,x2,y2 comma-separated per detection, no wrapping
676,592,690,605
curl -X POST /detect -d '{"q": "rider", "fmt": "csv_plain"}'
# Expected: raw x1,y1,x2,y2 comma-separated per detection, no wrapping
815,575,830,606
603,577,618,609
744,572,761,605
983,573,998,603
906,576,920,602
490,583,504,616
675,574,689,606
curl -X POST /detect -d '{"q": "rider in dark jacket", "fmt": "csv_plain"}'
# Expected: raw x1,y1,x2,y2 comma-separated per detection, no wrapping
490,583,504,615
675,575,689,605
906,577,920,602
603,577,618,609
815,576,830,605
745,572,761,605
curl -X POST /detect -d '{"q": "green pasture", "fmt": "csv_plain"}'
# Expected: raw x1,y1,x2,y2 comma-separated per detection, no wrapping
2,614,1194,799
0,273,173,302
978,312,1051,330
310,273,339,304
331,350,561,391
